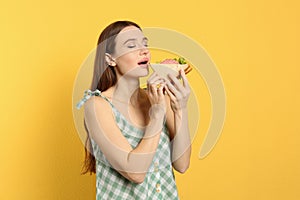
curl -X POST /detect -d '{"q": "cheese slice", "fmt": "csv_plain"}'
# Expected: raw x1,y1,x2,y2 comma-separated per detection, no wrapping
150,63,189,79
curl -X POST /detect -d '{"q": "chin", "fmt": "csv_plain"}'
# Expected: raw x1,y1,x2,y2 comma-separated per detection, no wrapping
123,65,149,78
133,66,149,77
139,68,150,77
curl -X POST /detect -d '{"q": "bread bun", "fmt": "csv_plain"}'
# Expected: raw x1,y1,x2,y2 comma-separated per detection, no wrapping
150,63,189,79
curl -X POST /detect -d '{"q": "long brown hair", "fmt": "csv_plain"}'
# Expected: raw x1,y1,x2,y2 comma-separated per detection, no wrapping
81,20,141,175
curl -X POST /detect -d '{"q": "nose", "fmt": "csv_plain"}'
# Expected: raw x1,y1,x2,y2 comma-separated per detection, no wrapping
139,46,149,55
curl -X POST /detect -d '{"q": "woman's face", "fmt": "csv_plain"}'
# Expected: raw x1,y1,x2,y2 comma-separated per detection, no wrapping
111,26,151,78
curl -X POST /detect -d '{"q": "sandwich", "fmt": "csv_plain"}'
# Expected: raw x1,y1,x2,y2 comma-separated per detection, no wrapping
150,57,192,79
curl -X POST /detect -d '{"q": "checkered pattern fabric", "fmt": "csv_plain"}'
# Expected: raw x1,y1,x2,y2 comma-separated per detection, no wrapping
89,90,179,200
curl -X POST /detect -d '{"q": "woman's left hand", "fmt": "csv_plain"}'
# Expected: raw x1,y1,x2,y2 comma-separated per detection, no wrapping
164,69,191,113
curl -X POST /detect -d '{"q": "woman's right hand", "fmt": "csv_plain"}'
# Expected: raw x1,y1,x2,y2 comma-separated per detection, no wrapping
146,72,167,118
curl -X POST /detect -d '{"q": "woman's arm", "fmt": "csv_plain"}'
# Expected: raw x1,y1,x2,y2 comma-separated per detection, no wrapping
84,99,164,183
84,72,166,184
165,69,192,173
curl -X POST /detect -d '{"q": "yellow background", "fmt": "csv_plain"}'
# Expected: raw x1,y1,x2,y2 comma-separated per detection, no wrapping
1,0,299,199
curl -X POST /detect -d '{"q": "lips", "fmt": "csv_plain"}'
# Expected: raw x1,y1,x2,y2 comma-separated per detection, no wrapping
138,58,149,66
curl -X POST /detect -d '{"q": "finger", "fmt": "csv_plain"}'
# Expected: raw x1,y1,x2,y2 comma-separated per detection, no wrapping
167,73,185,94
166,80,181,98
157,83,165,96
155,79,166,87
149,76,166,85
180,69,190,89
150,81,166,99
150,79,165,87
147,80,151,94
164,85,176,101
149,79,166,93
147,73,158,93
150,82,158,94
149,79,165,93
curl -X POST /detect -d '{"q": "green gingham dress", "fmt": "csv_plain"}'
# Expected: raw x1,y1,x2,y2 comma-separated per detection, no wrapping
77,89,179,200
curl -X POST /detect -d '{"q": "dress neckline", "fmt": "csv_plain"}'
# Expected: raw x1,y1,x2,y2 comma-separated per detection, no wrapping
97,93,147,133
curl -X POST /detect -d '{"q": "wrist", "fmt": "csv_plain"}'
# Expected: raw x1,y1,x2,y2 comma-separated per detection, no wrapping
174,107,188,115
149,104,166,120
144,105,166,139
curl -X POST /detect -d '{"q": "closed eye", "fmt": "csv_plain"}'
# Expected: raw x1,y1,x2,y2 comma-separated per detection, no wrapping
127,45,136,48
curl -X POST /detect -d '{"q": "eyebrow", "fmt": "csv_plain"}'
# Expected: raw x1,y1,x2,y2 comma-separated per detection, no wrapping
123,37,148,45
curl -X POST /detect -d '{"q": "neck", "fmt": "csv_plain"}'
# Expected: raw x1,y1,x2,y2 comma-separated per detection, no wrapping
112,75,142,106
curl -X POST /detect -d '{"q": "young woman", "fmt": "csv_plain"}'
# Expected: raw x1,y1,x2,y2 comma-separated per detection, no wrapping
77,20,191,200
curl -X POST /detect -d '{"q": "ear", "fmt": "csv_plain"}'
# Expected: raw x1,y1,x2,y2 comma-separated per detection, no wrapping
105,53,116,66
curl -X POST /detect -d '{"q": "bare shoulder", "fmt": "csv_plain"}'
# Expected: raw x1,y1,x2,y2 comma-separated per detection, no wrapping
84,95,106,106
84,96,112,117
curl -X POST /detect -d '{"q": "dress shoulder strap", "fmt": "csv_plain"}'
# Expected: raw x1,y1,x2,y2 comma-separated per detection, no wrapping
76,89,113,109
